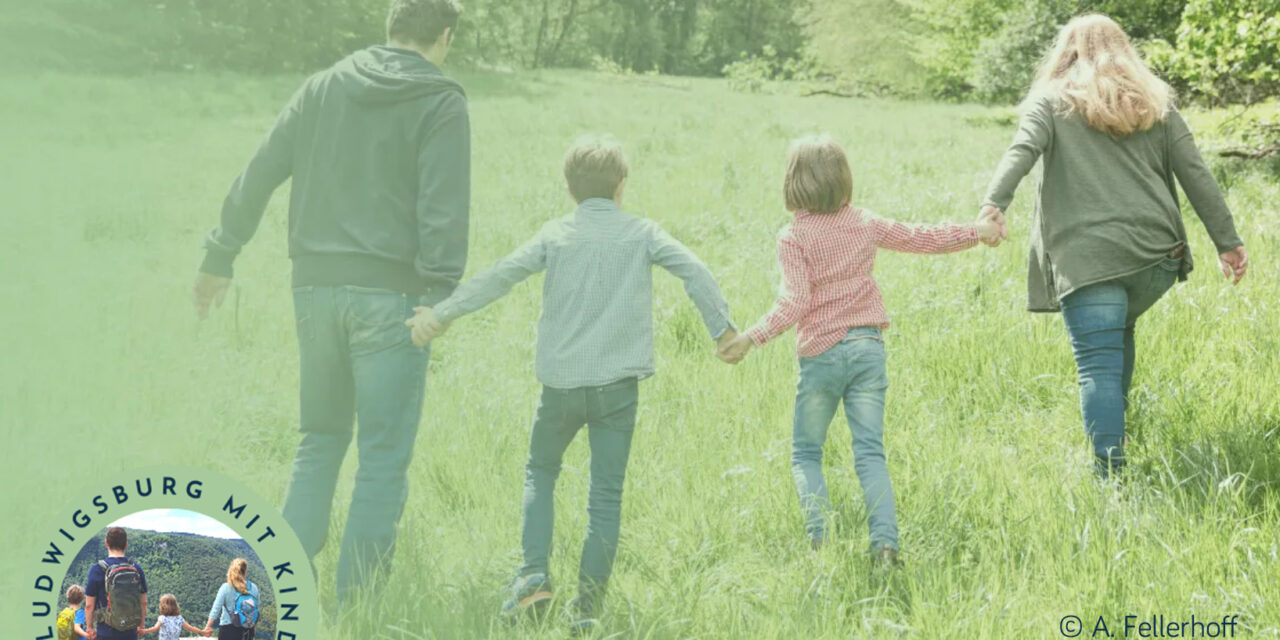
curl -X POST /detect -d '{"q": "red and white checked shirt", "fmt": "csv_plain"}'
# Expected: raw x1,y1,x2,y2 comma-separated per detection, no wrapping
745,205,979,357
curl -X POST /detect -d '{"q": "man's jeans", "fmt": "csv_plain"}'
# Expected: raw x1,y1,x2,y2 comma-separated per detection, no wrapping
519,378,638,602
1060,256,1180,474
792,327,898,552
281,285,429,604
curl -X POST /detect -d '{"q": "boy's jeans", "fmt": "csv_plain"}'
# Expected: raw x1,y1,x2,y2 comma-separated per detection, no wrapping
281,285,430,604
792,327,898,552
1059,256,1180,474
519,378,638,602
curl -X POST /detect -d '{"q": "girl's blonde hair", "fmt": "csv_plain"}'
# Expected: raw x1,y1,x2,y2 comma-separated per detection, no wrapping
159,593,180,617
227,558,249,595
784,134,852,214
1029,13,1172,137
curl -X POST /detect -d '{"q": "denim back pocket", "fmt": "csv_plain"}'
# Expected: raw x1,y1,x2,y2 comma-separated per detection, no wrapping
846,338,888,391
345,286,413,355
292,286,315,344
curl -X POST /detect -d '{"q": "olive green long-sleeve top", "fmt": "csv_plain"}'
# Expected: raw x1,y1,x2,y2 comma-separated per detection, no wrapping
983,95,1244,311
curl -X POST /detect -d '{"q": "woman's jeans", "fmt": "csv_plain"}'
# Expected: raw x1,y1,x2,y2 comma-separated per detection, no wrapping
1059,256,1181,474
519,378,639,603
281,285,430,605
792,327,898,552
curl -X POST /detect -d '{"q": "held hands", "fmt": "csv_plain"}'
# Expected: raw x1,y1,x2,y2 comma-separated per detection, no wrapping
405,306,449,346
1219,246,1248,285
716,329,753,365
976,205,1007,247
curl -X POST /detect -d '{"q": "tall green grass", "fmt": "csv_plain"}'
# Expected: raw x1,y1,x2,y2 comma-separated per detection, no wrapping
2,70,1277,638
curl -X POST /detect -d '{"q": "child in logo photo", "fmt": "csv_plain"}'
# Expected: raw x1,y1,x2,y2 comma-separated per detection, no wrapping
140,594,210,640
56,584,89,639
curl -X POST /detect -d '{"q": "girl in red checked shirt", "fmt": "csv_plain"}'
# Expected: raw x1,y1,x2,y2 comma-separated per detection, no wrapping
720,134,1004,567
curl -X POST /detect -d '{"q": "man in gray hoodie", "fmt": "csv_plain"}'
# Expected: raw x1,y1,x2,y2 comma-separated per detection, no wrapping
192,0,469,603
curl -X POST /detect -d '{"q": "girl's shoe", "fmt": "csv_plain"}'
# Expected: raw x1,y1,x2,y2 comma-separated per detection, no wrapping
499,573,554,624
566,595,601,637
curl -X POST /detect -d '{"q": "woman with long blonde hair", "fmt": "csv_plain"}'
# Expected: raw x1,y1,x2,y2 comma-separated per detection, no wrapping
982,14,1248,476
203,558,261,640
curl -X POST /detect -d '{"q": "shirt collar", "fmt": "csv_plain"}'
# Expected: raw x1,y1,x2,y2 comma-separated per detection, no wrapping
795,204,852,219
576,197,621,215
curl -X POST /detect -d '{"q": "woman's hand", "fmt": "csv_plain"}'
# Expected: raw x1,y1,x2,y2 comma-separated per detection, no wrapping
717,332,753,364
1219,246,1248,284
976,205,1007,247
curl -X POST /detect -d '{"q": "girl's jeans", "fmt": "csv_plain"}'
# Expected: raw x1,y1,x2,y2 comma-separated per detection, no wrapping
792,327,898,552
1059,256,1181,474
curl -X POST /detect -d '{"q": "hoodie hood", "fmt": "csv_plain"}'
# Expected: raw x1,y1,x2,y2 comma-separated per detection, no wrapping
333,45,466,104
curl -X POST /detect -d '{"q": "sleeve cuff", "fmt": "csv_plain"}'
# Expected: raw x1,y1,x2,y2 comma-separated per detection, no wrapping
746,326,769,347
432,300,459,324
199,249,236,278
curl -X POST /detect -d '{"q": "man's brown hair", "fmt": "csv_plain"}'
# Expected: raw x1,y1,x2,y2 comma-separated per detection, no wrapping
105,527,127,551
784,134,853,214
386,0,462,48
563,135,629,203
66,585,85,606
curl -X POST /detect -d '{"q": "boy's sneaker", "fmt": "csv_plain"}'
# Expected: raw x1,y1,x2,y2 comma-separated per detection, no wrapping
566,595,601,637
871,546,902,571
499,573,554,624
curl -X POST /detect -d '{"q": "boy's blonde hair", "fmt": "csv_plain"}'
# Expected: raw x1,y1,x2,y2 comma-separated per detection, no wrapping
159,593,180,617
784,134,852,214
1030,13,1172,137
66,585,85,606
564,134,628,202
227,558,250,595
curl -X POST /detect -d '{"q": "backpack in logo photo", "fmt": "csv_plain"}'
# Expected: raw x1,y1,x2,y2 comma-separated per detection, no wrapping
96,559,145,631
56,606,77,640
230,581,259,629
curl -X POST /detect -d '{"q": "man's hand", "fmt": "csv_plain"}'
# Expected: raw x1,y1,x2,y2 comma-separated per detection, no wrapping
1219,245,1248,285
977,205,1007,247
87,629,97,640
405,306,448,347
192,272,232,319
716,331,753,365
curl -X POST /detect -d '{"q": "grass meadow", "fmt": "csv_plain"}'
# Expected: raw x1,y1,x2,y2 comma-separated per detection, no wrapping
2,69,1278,638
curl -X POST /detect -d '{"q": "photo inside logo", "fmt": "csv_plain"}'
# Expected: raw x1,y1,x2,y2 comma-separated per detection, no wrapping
54,508,278,640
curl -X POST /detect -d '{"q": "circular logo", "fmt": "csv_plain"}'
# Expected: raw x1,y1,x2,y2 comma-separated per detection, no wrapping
25,466,317,639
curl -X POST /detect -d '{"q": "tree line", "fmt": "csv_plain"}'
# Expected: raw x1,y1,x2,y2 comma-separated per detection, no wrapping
5,0,1276,108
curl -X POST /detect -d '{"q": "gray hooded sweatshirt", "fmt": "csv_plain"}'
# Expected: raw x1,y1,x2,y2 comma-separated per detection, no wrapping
202,45,470,301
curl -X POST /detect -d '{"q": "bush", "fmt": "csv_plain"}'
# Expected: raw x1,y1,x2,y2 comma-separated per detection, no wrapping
1147,0,1280,105
969,1,1070,104
722,45,818,93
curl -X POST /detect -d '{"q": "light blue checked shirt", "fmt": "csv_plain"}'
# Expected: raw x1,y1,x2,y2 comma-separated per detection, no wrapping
433,198,735,388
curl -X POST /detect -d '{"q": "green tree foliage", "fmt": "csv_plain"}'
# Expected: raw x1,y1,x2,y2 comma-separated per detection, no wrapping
799,0,924,95
59,529,277,639
5,0,805,76
800,0,1203,102
1146,0,1280,105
